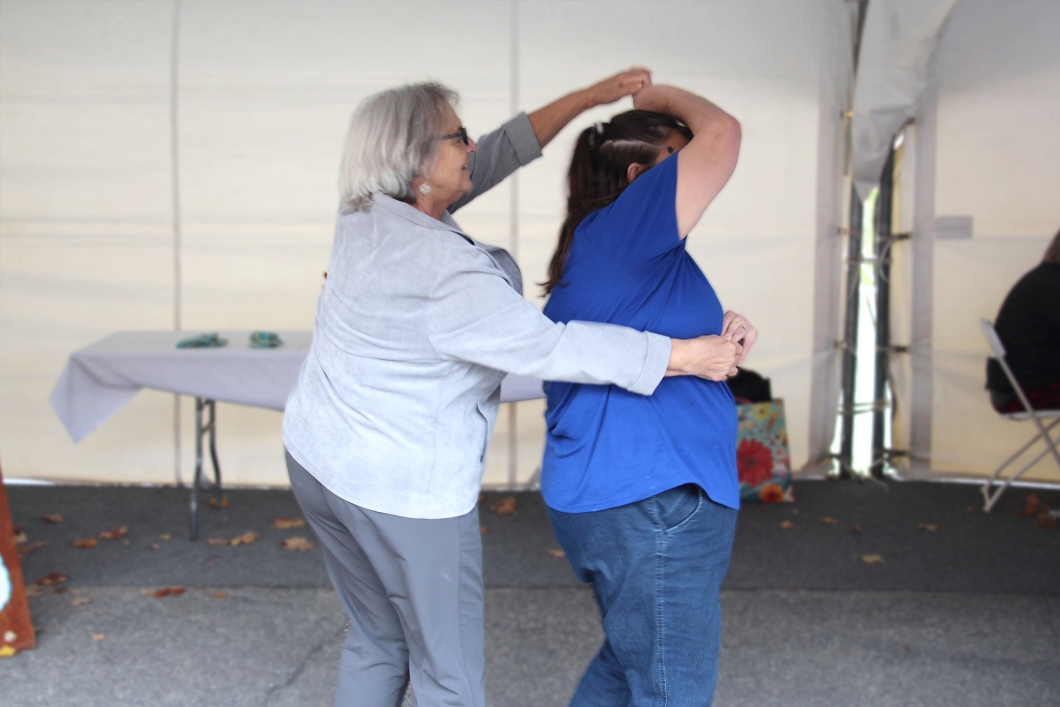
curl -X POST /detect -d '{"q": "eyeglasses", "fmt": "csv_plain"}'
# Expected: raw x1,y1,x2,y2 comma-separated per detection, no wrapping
438,127,469,145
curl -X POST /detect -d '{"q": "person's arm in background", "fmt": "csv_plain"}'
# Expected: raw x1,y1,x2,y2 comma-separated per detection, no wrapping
449,68,652,212
632,85,741,238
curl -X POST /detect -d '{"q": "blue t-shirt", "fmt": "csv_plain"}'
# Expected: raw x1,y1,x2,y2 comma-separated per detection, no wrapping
542,153,739,513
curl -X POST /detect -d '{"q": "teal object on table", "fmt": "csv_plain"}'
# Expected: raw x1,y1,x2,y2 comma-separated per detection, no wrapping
249,331,283,348
176,333,228,348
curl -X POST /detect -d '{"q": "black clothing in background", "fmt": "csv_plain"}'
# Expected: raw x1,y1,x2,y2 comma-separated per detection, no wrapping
726,368,772,403
986,261,1060,395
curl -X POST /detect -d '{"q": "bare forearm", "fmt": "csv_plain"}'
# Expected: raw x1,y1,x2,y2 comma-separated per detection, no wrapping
654,86,736,136
666,336,741,381
527,68,653,149
666,338,695,377
528,90,595,149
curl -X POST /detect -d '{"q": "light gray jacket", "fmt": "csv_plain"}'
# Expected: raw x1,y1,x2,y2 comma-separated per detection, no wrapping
283,113,671,519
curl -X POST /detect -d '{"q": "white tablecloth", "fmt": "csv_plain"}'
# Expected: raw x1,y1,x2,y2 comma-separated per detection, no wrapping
50,331,544,442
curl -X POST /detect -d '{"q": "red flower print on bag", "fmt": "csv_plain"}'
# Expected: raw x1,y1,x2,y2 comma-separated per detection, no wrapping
737,438,775,488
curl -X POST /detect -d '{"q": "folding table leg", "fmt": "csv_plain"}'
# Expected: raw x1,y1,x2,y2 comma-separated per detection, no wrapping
206,400,222,508
190,398,203,540
189,398,223,540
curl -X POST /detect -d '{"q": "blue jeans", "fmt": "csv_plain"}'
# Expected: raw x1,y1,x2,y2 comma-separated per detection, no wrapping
548,485,738,707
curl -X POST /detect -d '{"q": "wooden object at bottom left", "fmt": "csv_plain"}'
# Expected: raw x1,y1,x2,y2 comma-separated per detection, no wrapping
0,463,36,654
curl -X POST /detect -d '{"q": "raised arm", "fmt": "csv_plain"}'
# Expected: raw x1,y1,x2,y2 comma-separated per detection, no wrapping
528,68,652,148
449,69,653,214
447,113,542,213
632,85,741,237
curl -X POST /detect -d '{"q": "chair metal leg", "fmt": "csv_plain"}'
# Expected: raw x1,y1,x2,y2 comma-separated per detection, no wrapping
981,417,1060,512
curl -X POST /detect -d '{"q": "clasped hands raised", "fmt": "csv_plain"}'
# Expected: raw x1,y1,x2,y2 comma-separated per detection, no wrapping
666,311,757,382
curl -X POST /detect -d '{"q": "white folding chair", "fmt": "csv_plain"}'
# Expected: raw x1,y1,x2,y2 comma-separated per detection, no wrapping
979,318,1060,512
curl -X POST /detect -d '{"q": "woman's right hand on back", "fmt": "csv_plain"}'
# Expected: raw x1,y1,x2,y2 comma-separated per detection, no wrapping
666,335,741,381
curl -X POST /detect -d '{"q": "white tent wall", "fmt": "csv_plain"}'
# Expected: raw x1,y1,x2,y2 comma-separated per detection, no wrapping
0,0,850,487
902,0,1060,482
1,2,180,483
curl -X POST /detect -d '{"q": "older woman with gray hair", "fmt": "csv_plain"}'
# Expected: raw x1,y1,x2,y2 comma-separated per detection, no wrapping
282,69,743,707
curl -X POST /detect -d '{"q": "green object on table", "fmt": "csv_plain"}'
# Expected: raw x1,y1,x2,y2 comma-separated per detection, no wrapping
176,333,228,349
249,331,283,348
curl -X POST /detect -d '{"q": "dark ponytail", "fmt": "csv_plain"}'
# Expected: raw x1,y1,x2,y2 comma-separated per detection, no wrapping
1044,227,1060,265
541,110,693,295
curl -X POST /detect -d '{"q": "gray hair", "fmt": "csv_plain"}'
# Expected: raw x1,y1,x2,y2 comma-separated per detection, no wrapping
339,82,459,212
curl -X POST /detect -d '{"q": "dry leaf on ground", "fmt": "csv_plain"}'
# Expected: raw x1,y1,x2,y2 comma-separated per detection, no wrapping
159,534,171,541
790,509,800,515
272,517,307,529
149,587,186,599
17,541,47,556
90,634,106,641
208,497,230,509
281,536,314,551
230,531,260,546
211,592,228,599
917,523,939,532
148,544,160,551
42,513,63,524
36,572,68,586
99,526,129,540
72,538,97,549
861,554,884,564
70,598,91,607
479,526,489,535
819,517,839,525
1018,492,1048,517
24,585,44,597
547,549,566,558
13,530,28,544
779,520,794,530
1034,512,1057,530
490,496,517,515
207,538,228,545
849,525,863,534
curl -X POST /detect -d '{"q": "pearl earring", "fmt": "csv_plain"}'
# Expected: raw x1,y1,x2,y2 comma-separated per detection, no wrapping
418,183,432,196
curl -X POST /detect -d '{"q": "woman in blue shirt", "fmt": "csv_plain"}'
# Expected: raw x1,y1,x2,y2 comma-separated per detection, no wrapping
542,84,755,706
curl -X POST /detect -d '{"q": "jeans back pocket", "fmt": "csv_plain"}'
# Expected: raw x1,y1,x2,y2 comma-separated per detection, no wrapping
652,484,703,531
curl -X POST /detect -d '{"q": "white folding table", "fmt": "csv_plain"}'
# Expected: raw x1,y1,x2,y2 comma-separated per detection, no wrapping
50,331,544,538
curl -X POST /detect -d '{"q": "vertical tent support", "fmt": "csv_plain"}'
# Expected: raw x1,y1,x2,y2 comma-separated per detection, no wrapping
870,146,896,478
507,0,520,488
838,193,863,477
170,0,184,487
836,0,868,478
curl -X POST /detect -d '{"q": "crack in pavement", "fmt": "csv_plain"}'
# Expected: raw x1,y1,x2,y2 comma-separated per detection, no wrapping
262,622,348,706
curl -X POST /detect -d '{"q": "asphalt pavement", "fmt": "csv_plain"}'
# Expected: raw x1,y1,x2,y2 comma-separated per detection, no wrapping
3,480,1058,706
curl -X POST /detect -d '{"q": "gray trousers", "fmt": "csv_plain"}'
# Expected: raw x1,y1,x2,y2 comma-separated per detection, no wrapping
286,450,485,707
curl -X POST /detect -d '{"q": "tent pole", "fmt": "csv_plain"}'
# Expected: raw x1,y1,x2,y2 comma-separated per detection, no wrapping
871,146,896,478
838,192,863,478
836,0,868,478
